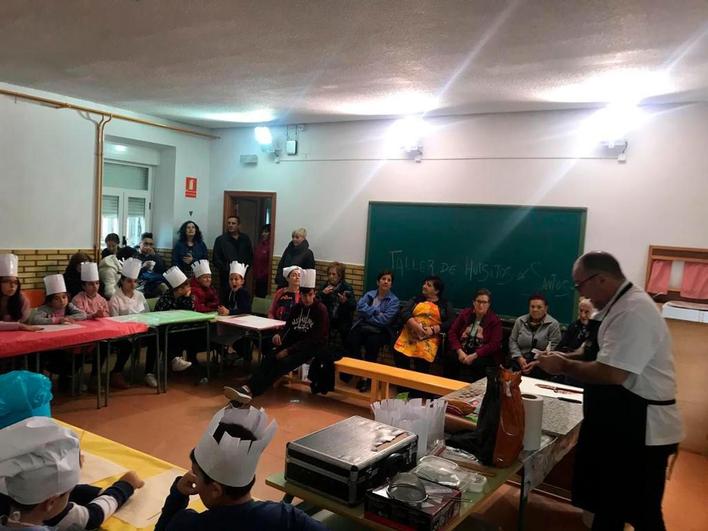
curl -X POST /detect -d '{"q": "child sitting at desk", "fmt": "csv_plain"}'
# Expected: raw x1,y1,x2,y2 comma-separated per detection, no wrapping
30,275,87,326
107,257,158,389
0,254,40,332
248,270,329,396
71,263,109,319
0,418,144,531
154,405,325,531
155,266,208,382
216,261,252,361
189,260,219,313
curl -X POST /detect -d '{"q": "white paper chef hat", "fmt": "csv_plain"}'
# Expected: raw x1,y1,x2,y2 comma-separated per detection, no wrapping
80,262,99,282
121,258,142,280
192,260,211,278
164,266,188,289
300,269,317,289
194,406,277,488
43,274,66,296
229,261,248,278
0,254,19,277
0,417,80,505
282,266,301,280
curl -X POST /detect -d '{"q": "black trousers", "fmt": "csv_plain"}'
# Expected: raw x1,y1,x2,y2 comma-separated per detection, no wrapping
254,278,268,298
393,350,431,373
249,348,313,396
346,325,388,362
111,337,157,374
443,352,491,383
591,443,677,531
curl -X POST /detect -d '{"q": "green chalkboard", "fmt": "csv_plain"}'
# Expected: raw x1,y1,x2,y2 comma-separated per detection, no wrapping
364,202,587,324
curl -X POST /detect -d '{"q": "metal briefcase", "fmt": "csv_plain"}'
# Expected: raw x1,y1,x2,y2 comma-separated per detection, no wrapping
285,415,418,505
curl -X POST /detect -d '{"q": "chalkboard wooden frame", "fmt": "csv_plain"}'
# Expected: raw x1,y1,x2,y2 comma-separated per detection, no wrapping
364,201,587,324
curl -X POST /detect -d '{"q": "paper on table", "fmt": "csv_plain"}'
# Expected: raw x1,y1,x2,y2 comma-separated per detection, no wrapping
35,324,84,333
80,451,128,484
114,467,182,528
216,314,285,329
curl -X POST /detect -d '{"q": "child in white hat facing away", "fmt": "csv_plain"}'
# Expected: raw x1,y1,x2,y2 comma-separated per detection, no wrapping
0,254,40,332
71,263,109,320
107,257,157,389
29,275,87,326
248,270,329,396
154,406,326,531
0,417,144,530
154,266,208,379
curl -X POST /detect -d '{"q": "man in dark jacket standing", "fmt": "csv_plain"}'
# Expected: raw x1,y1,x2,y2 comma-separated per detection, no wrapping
213,216,253,303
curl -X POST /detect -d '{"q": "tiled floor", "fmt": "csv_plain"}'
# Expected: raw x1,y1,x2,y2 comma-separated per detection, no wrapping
53,375,708,530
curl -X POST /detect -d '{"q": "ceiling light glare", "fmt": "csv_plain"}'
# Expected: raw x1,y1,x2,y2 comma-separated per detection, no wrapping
206,109,275,123
254,126,273,145
335,92,439,116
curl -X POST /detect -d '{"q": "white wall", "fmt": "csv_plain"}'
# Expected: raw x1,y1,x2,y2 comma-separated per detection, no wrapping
209,104,708,284
0,82,212,250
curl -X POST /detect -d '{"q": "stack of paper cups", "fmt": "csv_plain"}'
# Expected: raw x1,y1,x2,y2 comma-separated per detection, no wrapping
522,394,544,451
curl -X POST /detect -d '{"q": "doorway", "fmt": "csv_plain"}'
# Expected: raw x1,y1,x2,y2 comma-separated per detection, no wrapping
223,191,276,296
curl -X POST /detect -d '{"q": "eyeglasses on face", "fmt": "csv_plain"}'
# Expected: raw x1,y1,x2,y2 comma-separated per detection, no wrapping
574,273,599,291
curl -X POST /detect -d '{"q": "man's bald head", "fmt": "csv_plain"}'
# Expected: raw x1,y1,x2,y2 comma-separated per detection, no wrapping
574,251,625,281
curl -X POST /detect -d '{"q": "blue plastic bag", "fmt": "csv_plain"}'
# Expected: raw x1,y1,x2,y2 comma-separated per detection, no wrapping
0,371,52,429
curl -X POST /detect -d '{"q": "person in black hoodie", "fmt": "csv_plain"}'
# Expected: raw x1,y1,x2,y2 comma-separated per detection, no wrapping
248,269,328,395
274,227,315,288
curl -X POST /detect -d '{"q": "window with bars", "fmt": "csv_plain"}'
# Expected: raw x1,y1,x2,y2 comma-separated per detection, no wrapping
101,162,152,249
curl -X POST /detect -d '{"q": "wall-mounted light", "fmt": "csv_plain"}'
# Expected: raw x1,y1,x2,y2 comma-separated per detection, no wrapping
387,116,428,162
254,126,273,145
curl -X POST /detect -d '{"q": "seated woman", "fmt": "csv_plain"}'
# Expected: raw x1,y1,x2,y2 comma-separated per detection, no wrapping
317,262,355,343
444,288,502,383
556,297,595,354
268,266,301,321
509,293,561,379
101,233,120,258
345,270,400,392
249,269,328,396
0,254,40,332
63,252,91,299
274,228,315,288
107,258,158,389
172,220,208,277
393,276,455,375
100,246,136,299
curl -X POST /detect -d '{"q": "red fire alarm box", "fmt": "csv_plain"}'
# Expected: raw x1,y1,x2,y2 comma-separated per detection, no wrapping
185,177,197,198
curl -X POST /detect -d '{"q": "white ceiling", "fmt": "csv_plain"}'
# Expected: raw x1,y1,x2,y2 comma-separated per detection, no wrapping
1,0,707,128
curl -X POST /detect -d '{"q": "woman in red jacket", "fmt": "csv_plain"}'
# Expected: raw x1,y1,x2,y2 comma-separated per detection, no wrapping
444,288,503,383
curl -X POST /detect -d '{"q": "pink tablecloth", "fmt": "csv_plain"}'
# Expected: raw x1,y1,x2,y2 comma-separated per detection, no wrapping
0,319,149,359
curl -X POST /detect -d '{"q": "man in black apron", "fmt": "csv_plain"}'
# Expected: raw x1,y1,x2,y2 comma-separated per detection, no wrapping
532,251,683,531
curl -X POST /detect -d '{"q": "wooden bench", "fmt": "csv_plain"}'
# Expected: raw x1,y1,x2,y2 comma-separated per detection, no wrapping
333,357,468,403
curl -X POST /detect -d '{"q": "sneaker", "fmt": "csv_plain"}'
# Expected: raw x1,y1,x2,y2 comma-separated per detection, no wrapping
110,372,130,390
224,385,252,408
171,357,192,372
144,373,158,388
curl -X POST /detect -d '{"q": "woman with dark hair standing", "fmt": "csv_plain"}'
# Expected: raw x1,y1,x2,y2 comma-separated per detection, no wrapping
64,252,91,299
0,254,40,331
393,275,455,374
172,220,208,276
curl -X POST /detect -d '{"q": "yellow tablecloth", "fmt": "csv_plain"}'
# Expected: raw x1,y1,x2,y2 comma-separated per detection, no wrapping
56,420,206,531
